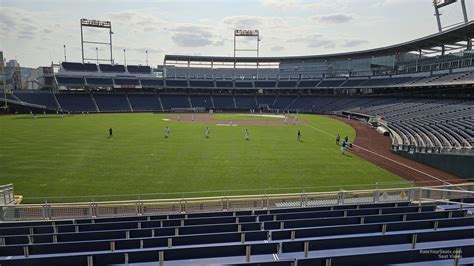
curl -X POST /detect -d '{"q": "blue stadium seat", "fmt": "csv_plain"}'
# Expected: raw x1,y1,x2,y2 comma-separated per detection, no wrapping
128,94,162,111
127,65,152,74
140,79,165,87
189,80,215,88
114,78,139,86
62,62,98,72
165,80,188,87
56,76,85,85
86,77,113,86
93,94,131,112
160,95,190,110
13,91,59,109
99,64,126,73
55,93,96,112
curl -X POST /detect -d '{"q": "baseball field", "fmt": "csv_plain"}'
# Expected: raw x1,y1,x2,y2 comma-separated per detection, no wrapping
0,113,406,203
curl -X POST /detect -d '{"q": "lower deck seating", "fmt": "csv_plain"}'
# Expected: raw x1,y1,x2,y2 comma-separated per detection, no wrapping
235,95,257,109
93,94,131,112
1,200,473,265
190,95,213,108
55,93,96,112
160,95,190,110
13,91,59,110
213,95,235,109
128,94,162,111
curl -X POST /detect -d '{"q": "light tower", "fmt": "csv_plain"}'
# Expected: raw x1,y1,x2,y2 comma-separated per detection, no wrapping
433,0,469,32
80,19,114,64
233,30,260,78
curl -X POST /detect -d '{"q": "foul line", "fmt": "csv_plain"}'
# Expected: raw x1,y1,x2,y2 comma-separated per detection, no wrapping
303,123,451,185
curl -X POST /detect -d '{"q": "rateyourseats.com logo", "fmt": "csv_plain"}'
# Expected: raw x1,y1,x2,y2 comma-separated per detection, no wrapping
420,249,462,259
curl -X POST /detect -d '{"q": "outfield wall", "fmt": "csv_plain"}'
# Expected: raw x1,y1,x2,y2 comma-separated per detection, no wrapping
394,150,474,180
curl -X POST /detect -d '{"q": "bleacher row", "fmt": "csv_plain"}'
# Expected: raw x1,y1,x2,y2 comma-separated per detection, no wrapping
55,71,474,88
61,62,151,74
354,99,474,150
1,199,474,265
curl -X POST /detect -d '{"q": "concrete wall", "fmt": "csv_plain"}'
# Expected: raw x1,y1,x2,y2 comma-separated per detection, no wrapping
394,150,474,180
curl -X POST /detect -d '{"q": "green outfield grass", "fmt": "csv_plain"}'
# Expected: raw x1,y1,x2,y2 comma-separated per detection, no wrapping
0,113,406,203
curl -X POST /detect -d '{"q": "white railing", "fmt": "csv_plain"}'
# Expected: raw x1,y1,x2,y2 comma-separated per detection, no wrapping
1,183,473,222
0,184,14,206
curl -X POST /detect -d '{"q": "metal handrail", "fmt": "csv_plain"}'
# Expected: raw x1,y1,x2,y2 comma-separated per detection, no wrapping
18,179,472,203
1,183,472,222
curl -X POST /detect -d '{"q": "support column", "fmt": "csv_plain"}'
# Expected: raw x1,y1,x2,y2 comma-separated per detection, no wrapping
460,0,468,23
433,1,442,32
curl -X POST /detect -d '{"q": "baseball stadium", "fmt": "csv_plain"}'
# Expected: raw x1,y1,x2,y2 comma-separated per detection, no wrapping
1,0,474,265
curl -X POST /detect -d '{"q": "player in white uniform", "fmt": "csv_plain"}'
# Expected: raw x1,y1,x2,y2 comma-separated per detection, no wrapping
205,127,210,138
245,129,249,141
165,127,170,138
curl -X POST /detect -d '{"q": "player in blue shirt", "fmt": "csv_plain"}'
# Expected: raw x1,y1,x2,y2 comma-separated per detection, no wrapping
341,141,347,155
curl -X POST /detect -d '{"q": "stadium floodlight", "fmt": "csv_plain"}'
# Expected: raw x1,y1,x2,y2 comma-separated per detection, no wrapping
434,0,457,8
233,29,261,77
234,29,259,37
80,19,114,64
433,0,468,32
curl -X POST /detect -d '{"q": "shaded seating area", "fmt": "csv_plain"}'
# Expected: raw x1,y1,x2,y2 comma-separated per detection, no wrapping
141,79,164,88
99,64,126,73
235,95,257,109
93,94,131,112
127,65,152,74
190,95,213,109
61,62,98,72
159,94,190,110
55,93,97,113
56,76,85,86
128,94,162,112
13,91,59,110
212,95,235,109
85,77,113,86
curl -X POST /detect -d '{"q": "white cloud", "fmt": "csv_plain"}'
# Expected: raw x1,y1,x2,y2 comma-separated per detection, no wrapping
288,34,336,49
223,16,285,29
271,46,285,52
2,0,465,67
260,0,300,9
341,40,369,48
312,14,354,24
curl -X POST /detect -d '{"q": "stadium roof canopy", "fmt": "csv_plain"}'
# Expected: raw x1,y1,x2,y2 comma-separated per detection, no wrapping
164,21,474,65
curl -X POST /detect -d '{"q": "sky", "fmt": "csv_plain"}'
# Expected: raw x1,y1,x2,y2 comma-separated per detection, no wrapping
1,0,472,68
